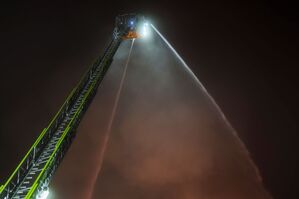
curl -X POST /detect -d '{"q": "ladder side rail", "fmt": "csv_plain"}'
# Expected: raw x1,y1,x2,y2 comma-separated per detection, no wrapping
0,34,121,199
24,37,122,199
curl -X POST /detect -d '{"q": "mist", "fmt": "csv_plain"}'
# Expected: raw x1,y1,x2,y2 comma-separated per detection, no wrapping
51,27,271,199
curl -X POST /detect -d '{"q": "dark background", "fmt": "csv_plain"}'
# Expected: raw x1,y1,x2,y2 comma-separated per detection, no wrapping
0,0,298,198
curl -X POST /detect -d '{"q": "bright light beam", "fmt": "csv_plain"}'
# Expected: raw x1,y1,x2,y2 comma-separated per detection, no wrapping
140,22,151,39
36,189,49,199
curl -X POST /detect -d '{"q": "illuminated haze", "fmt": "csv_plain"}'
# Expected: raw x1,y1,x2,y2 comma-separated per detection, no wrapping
51,25,272,199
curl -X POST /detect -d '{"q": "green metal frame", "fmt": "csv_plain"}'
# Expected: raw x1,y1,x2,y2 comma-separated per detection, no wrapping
0,13,143,198
0,31,122,199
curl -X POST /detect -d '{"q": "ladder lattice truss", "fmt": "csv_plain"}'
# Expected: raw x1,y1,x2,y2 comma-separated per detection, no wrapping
0,32,121,199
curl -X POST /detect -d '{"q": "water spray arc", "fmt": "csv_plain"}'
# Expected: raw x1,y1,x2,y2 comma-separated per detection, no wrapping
151,23,236,134
88,39,135,199
150,23,263,184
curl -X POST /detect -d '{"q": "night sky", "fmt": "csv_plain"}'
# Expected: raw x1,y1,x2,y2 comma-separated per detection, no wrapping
0,1,298,199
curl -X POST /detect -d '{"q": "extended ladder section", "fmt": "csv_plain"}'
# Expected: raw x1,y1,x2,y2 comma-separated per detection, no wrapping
0,13,145,199
0,31,122,199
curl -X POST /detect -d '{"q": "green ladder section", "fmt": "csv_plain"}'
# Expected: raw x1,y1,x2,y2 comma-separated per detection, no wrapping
0,33,122,199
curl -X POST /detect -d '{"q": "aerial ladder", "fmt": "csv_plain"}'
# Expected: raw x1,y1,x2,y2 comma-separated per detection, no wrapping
0,14,146,199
